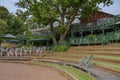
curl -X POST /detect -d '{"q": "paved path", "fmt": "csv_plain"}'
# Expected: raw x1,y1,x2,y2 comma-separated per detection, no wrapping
0,62,67,80
36,59,120,80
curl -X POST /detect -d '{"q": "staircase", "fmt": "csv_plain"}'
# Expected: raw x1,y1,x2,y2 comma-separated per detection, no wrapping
42,43,120,76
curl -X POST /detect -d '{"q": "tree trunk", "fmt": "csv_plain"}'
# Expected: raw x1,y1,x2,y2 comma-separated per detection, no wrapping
59,19,74,44
59,9,78,44
59,14,65,44
59,33,64,44
50,23,57,45
61,13,64,25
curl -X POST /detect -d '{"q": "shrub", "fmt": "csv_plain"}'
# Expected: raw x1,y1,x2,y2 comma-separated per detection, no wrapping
52,45,69,52
87,34,96,41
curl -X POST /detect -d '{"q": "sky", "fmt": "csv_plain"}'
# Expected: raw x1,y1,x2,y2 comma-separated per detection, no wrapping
0,0,120,15
0,0,18,14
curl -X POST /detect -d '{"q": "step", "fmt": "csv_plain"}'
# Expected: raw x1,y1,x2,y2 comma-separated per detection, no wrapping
69,43,120,49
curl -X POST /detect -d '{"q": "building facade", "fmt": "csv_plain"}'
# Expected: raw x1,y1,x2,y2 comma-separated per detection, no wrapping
68,11,120,45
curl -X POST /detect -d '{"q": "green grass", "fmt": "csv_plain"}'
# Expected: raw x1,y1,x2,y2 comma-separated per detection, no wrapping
69,48,120,51
44,53,120,61
93,61,120,71
42,56,79,62
31,62,96,80
48,52,120,58
47,52,120,61
41,54,120,72
40,47,120,74
44,55,120,64
67,51,120,54
95,55,120,61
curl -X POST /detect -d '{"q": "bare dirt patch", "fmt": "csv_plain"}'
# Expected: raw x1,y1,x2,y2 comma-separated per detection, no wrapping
0,62,67,80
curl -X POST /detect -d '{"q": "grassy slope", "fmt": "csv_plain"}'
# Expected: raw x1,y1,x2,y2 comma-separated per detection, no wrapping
41,47,120,72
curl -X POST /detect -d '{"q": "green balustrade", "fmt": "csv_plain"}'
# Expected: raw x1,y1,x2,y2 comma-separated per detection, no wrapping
69,14,120,45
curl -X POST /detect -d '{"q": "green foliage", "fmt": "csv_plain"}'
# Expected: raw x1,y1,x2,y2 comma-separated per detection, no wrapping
30,0,59,25
87,34,96,41
7,15,26,35
58,25,66,34
16,0,113,45
0,6,28,37
0,19,8,36
16,9,29,22
0,6,9,20
52,45,69,52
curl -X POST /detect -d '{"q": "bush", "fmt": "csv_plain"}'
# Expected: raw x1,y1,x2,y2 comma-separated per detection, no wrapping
87,34,96,41
52,45,69,52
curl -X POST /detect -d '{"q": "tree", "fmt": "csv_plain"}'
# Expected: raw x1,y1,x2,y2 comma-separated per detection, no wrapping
7,14,26,35
0,19,8,36
0,6,9,20
0,6,28,36
15,0,113,45
30,0,59,44
16,0,59,44
0,6,9,36
16,9,30,22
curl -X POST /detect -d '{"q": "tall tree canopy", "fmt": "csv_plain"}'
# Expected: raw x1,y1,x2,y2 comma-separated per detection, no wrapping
0,19,8,36
0,6,27,36
0,6,9,20
15,0,113,44
16,9,30,22
7,14,26,35
0,6,9,36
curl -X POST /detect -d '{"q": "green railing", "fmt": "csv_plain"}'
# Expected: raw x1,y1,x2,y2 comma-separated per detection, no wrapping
71,14,120,32
69,37,104,45
115,14,120,22
69,30,120,45
69,14,120,45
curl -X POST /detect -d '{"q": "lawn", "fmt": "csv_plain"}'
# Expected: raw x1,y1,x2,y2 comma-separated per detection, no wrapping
40,52,120,73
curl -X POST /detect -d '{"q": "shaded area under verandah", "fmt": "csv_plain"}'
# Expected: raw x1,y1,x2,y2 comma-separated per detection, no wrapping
29,38,52,46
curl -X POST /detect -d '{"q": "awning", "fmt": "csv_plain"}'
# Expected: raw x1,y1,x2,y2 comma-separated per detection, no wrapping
16,35,26,41
0,34,16,39
8,39,21,43
29,38,49,42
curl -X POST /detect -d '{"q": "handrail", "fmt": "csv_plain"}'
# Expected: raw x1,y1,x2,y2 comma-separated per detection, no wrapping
71,14,120,31
69,29,120,45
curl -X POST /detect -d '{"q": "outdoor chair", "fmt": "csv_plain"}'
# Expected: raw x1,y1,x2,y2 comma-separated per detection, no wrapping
79,55,94,67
